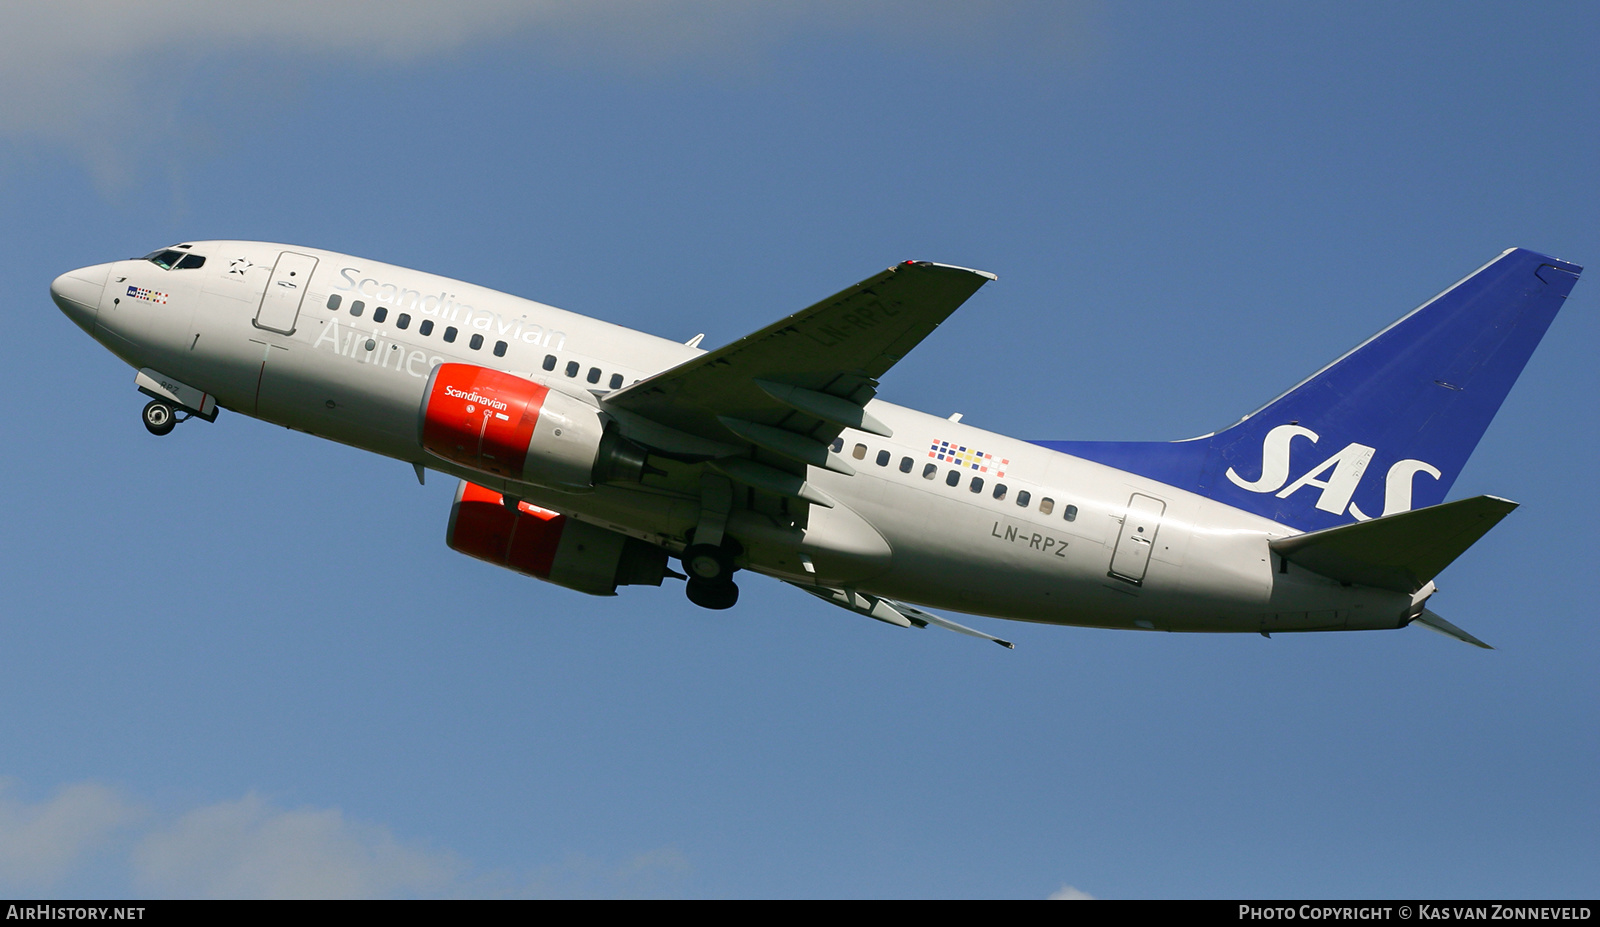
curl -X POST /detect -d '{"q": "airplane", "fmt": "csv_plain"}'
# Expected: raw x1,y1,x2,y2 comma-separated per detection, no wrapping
50,243,1581,649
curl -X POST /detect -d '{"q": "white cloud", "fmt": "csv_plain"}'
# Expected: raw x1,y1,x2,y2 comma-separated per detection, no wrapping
0,779,145,887
1048,883,1096,900
0,1,555,180
0,777,686,898
0,0,1092,182
130,792,462,899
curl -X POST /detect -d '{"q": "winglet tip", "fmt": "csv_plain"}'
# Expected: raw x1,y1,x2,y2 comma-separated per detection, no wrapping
1415,609,1494,650
898,260,998,281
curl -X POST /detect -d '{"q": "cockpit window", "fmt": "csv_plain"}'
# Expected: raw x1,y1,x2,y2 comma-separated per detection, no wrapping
142,248,205,270
142,249,182,269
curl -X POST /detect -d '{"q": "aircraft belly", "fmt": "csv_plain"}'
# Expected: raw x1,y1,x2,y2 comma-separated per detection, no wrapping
256,338,424,459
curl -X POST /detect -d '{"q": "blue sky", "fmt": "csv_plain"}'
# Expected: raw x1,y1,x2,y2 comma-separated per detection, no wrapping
0,1,1595,898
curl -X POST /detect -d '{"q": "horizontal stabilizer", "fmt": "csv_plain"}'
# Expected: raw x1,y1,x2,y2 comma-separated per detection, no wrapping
1270,495,1517,594
1413,609,1493,650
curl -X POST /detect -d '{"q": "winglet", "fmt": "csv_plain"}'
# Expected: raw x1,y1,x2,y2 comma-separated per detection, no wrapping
788,582,1014,649
903,259,998,282
1413,609,1493,650
890,599,1016,648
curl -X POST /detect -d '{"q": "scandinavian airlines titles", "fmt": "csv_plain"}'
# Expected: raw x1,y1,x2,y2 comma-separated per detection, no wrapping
332,267,567,349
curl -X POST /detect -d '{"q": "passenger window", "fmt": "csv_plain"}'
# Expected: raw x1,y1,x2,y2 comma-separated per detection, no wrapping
609,373,624,390
543,355,557,371
922,463,937,480
1064,504,1078,522
326,294,342,311
1016,490,1031,508
396,313,411,330
350,300,365,317
899,457,913,473
420,320,434,336
993,484,1007,501
1040,497,1054,515
831,438,844,453
970,476,984,494
443,326,457,343
373,306,388,323
176,254,205,270
469,333,484,350
493,341,507,357
876,450,890,467
946,470,961,487
853,444,867,460
587,367,601,384
565,361,579,377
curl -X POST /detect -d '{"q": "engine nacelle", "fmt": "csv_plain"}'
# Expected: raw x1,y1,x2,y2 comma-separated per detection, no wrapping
419,363,647,491
446,481,670,596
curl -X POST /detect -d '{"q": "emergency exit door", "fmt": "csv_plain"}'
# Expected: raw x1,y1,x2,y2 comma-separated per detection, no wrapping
254,251,318,335
1109,493,1166,585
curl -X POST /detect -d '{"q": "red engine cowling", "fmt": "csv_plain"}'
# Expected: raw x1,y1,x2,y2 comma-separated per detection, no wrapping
419,363,615,490
446,481,669,596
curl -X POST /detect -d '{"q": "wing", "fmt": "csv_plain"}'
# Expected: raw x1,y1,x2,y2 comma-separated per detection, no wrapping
605,261,994,449
602,261,993,510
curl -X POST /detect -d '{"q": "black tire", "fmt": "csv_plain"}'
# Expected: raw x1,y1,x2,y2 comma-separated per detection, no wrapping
686,578,739,610
142,400,177,436
682,543,734,583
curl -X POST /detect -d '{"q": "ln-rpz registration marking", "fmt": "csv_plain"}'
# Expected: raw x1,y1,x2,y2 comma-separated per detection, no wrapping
991,521,1069,558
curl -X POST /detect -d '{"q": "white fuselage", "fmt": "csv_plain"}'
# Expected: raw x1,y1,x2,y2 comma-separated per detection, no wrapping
58,242,1417,636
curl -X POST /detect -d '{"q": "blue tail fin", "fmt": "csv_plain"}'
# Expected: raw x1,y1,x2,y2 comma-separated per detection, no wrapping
1036,248,1582,532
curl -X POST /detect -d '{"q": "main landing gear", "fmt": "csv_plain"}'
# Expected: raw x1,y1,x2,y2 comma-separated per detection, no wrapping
682,542,739,610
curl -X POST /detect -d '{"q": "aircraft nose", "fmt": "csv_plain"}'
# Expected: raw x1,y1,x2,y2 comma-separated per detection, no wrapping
51,263,110,333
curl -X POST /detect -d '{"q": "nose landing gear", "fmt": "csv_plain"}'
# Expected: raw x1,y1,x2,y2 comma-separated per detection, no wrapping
134,369,219,437
142,400,177,436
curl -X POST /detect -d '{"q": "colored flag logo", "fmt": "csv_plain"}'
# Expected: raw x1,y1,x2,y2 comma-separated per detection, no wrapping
126,285,169,305
929,439,1008,477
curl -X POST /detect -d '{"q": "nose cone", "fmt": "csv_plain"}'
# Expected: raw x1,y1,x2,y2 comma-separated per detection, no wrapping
51,263,111,334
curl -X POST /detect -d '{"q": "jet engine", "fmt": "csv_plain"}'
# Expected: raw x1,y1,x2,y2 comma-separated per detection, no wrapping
446,481,670,595
419,363,649,490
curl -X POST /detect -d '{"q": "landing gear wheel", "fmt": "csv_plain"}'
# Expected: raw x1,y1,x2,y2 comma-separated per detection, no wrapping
686,578,740,610
682,543,734,584
142,400,177,436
